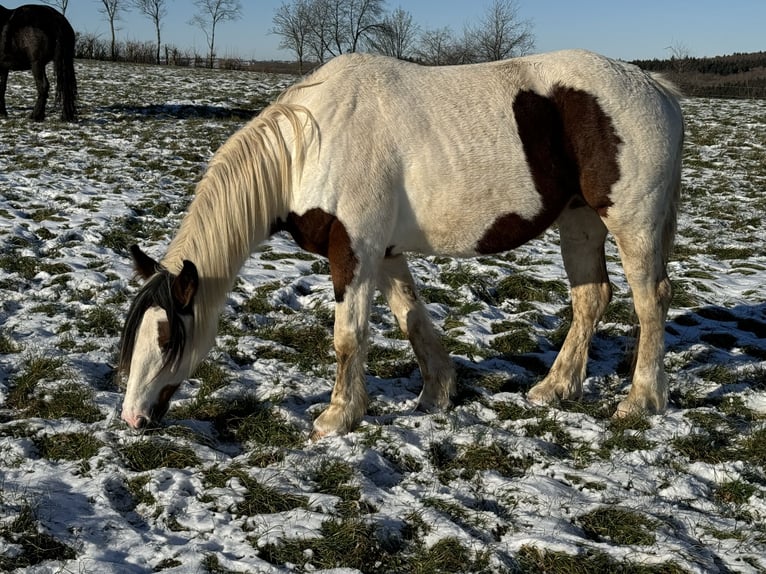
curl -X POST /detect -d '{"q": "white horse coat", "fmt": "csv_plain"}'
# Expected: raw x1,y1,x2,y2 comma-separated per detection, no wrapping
119,50,684,438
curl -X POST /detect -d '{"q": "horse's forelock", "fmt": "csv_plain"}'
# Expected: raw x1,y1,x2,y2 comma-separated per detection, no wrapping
119,270,191,378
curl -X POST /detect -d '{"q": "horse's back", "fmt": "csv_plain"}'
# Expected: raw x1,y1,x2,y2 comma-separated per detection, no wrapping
280,50,683,256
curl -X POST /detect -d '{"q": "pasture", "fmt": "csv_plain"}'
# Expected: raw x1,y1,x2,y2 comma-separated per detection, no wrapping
0,60,764,573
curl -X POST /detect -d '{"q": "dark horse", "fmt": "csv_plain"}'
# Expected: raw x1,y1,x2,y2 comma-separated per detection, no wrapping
0,4,77,121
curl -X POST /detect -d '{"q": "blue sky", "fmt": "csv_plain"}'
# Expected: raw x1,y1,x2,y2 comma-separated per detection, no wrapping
11,0,765,61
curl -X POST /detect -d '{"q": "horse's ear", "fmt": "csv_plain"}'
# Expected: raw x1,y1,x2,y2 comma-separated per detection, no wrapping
172,260,199,310
131,244,159,280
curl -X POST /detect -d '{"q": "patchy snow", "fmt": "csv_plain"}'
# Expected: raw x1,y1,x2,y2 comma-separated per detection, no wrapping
0,60,764,573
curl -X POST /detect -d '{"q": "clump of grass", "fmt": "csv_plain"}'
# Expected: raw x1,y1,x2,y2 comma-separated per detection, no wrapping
740,427,766,466
409,537,492,573
204,465,308,516
256,320,333,372
5,355,102,422
516,545,685,573
599,412,654,456
493,400,538,421
8,354,67,407
76,306,121,337
170,394,303,448
713,480,756,506
420,285,461,307
0,253,39,280
524,413,575,453
672,430,733,464
366,344,416,379
496,274,568,303
35,432,103,461
0,503,77,570
119,438,201,471
191,360,232,396
311,459,361,515
429,441,532,482
30,383,103,422
489,329,538,356
127,475,156,507
578,506,659,546
241,281,282,315
0,330,21,353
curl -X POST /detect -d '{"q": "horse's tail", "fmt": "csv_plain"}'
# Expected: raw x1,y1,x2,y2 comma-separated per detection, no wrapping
653,74,684,264
54,17,77,121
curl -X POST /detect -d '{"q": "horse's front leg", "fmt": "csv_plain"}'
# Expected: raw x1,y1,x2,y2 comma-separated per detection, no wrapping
30,62,49,121
0,69,8,117
311,264,375,439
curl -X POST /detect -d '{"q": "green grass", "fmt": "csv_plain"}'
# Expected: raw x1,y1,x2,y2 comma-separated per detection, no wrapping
516,545,687,573
0,503,77,570
119,438,202,471
35,432,103,461
578,506,659,546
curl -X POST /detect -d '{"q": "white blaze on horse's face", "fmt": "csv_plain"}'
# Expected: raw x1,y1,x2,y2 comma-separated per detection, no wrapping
120,306,193,429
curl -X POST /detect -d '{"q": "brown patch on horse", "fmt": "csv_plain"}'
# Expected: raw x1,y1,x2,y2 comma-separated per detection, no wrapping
272,208,358,302
475,86,622,254
550,86,622,216
476,90,578,254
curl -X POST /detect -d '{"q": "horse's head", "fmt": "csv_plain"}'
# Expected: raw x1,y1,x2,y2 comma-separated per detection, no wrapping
119,245,199,430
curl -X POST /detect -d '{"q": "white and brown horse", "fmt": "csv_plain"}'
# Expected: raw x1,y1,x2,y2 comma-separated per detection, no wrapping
119,50,684,438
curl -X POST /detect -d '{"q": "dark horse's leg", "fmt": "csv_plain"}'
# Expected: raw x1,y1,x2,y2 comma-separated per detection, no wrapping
0,68,8,117
30,61,49,121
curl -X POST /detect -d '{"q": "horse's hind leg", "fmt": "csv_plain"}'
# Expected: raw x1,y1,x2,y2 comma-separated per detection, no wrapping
528,204,611,405
30,62,49,121
0,69,8,117
377,254,455,411
611,229,673,416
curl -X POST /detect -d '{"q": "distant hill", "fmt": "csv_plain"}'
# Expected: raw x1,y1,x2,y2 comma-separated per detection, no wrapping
631,52,766,98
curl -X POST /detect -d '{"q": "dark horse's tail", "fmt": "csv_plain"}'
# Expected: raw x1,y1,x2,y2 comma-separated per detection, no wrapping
53,14,77,121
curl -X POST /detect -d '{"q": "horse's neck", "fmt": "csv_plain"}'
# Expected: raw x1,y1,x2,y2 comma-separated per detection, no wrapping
160,112,299,361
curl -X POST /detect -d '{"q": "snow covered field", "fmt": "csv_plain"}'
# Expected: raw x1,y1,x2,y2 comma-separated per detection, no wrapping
0,60,764,573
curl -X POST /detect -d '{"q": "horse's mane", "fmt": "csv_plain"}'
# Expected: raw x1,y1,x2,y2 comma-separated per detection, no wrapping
161,102,316,371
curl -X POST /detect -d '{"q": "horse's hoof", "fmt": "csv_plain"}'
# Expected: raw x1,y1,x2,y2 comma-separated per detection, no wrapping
311,404,359,438
415,394,452,413
526,384,559,406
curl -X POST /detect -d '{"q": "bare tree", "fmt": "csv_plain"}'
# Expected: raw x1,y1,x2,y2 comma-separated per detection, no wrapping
272,0,313,73
190,0,243,68
345,0,385,53
666,40,691,83
367,6,418,60
41,0,70,14
97,0,128,61
132,0,171,64
305,0,334,63
467,0,533,62
415,27,458,65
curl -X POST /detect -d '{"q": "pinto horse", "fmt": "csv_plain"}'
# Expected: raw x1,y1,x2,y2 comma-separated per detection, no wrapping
119,50,684,438
0,4,77,121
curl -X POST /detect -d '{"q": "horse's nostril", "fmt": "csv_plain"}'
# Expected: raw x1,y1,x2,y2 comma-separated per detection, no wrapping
135,415,149,430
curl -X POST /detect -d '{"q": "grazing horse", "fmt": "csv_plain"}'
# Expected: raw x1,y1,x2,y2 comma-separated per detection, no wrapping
119,50,684,438
0,3,77,121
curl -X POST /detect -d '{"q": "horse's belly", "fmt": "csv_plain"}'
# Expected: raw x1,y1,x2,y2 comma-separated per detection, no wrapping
392,159,548,256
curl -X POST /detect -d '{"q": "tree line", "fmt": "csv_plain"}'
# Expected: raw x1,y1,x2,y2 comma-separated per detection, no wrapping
42,0,243,68
632,51,766,99
42,0,534,73
271,0,534,73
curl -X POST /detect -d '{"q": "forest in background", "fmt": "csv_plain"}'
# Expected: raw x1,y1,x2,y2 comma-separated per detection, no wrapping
633,52,766,99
